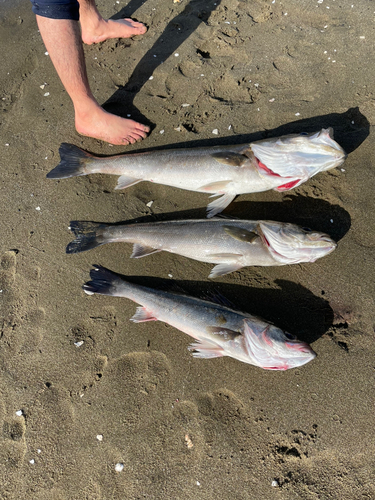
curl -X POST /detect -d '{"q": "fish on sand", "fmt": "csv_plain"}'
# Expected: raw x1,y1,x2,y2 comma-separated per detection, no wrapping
47,128,346,217
83,265,317,370
68,219,337,278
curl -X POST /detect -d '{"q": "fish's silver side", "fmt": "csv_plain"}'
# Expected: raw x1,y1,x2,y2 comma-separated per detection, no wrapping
68,219,337,278
83,265,317,370
47,129,347,217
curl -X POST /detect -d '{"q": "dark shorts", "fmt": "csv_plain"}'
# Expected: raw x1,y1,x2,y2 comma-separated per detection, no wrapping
30,0,80,20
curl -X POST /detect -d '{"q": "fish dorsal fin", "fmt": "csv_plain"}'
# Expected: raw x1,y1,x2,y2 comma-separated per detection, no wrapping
202,291,236,308
223,226,259,243
115,175,142,190
188,339,226,359
130,244,162,259
211,152,249,167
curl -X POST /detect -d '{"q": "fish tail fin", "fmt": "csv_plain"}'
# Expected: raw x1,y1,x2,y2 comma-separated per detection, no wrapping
47,143,94,179
66,221,107,254
83,265,124,296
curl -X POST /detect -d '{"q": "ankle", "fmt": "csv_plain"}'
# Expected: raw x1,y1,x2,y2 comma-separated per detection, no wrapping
79,4,105,32
74,97,102,122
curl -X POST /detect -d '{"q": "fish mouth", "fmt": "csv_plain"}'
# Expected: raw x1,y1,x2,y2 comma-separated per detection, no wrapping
304,237,337,261
284,342,317,369
265,350,316,370
288,342,317,355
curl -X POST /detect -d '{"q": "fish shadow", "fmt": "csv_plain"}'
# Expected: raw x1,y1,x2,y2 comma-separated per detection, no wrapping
100,271,332,345
124,107,367,154
86,194,350,243
224,195,351,243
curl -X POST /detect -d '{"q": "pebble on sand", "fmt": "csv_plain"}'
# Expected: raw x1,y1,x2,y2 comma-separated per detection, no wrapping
115,463,124,472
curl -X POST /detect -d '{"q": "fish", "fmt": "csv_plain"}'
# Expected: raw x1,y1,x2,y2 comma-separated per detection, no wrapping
83,265,317,370
67,219,337,278
47,128,347,217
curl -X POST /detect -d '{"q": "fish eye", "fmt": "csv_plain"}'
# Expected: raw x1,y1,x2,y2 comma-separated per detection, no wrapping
300,132,308,136
302,227,312,232
284,332,296,340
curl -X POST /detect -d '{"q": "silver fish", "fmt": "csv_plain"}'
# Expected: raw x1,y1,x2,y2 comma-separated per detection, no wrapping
68,219,337,278
83,265,317,370
47,128,346,217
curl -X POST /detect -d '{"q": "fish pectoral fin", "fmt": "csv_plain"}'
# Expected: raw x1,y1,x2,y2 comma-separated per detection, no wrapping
223,226,259,243
209,262,243,278
198,180,232,192
188,339,226,359
206,193,236,218
115,175,142,190
211,152,249,167
130,244,162,259
130,306,158,323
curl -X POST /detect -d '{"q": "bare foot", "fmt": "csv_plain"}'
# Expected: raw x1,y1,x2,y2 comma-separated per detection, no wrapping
75,104,150,145
81,17,147,45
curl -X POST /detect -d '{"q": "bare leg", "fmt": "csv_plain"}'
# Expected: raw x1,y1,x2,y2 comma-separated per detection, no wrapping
78,0,147,45
36,15,149,145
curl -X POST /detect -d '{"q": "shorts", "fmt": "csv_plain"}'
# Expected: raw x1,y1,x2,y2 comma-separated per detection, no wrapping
30,0,80,20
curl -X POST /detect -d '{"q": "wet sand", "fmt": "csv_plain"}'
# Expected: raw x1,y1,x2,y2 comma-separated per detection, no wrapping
0,0,375,498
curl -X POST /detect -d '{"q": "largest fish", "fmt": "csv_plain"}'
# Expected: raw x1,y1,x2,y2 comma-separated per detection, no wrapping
47,128,346,217
83,265,317,370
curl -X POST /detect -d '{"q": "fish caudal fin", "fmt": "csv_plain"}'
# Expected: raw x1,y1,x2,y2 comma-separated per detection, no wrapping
47,143,93,179
206,193,236,218
83,265,123,296
66,221,107,254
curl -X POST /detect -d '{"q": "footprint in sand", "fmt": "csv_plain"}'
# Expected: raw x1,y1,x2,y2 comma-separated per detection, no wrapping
0,250,45,360
0,414,27,469
0,393,27,471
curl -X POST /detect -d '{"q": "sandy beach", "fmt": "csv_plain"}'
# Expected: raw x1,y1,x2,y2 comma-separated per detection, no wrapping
1,0,375,498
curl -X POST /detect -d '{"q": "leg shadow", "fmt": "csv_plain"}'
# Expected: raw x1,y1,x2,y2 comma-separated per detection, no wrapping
104,0,222,126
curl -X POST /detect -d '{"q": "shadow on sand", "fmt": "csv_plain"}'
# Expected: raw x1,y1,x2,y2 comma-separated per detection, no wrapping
104,1,369,155
104,0,222,127
100,195,351,243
